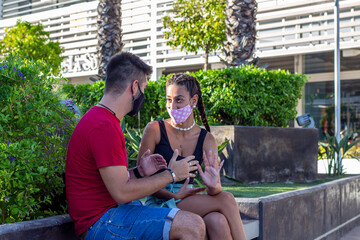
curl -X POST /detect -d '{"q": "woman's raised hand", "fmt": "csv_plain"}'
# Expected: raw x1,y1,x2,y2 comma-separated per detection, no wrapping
196,149,224,195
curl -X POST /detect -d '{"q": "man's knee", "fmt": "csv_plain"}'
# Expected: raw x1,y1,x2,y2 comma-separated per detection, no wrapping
203,212,231,239
204,212,228,229
170,210,205,240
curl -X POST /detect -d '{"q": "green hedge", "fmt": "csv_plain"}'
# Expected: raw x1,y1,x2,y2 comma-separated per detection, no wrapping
61,77,169,129
61,66,307,128
0,57,76,223
192,66,307,127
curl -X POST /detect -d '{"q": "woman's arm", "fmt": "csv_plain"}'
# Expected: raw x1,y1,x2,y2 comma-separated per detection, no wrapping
137,121,161,165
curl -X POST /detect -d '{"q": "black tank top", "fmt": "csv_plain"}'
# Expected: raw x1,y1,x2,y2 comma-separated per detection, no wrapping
154,120,208,184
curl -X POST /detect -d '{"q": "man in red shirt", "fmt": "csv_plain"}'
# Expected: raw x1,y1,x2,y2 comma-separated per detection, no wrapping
66,52,205,240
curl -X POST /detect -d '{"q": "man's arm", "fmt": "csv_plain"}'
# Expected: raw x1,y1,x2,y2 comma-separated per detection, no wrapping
100,165,174,204
129,150,167,179
100,150,198,204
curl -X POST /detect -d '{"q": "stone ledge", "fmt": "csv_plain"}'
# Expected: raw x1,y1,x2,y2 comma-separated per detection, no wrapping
0,214,77,240
234,175,360,240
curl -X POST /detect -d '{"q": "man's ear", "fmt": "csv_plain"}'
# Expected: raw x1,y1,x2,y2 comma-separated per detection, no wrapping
131,80,139,95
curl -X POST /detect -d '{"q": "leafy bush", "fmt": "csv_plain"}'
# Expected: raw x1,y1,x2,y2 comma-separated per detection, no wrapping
61,77,168,129
318,131,360,175
0,20,64,75
61,66,306,128
0,57,76,224
192,66,307,127
60,80,105,115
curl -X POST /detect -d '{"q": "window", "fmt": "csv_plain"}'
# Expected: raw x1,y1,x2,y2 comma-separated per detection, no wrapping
305,79,360,139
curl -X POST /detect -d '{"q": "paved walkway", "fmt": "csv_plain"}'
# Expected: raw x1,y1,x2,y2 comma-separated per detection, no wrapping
340,226,360,240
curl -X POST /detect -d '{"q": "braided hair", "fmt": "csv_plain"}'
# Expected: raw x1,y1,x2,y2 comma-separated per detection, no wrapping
166,74,211,132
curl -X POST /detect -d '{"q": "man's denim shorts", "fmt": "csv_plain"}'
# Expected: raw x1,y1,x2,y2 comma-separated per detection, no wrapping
85,200,179,240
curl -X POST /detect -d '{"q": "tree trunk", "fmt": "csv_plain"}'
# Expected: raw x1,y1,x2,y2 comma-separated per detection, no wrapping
224,0,257,67
204,44,209,71
97,0,124,80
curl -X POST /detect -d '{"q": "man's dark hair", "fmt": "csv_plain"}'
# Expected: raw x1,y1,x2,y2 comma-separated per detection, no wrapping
105,52,153,95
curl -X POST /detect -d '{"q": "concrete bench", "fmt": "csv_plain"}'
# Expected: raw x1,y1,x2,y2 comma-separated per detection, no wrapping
0,213,259,240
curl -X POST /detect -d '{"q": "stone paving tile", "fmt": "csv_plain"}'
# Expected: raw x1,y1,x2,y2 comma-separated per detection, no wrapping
340,226,360,240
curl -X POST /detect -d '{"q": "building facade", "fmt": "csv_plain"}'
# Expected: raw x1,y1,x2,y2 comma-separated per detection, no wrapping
1,0,360,135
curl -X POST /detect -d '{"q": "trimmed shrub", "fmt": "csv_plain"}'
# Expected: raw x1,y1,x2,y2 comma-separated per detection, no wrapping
61,66,306,128
60,77,168,129
60,80,105,115
0,57,76,224
192,66,307,127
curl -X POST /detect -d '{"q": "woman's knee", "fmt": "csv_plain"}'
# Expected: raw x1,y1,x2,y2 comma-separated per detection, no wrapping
219,191,236,202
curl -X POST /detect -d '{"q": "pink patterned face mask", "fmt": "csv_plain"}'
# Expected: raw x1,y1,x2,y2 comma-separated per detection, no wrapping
167,104,192,124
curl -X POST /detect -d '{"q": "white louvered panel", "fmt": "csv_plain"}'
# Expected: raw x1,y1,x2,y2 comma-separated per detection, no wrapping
2,0,92,19
123,30,152,41
258,21,360,39
61,47,97,57
122,0,150,11
61,39,97,50
256,40,360,58
57,34,97,44
257,9,360,30
257,0,360,21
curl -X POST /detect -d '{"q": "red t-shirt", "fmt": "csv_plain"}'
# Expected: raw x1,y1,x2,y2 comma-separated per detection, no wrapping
65,106,128,236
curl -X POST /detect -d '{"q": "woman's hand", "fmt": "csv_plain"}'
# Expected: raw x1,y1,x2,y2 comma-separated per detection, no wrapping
173,177,206,200
197,149,224,195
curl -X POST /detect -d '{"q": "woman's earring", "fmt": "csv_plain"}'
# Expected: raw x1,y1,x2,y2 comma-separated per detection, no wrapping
193,105,196,109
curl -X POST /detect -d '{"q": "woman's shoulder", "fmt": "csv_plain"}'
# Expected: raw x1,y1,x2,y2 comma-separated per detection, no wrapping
142,120,162,145
202,131,217,151
144,120,161,133
204,131,216,142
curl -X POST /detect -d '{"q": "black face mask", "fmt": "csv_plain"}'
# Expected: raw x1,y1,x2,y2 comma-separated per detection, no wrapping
127,85,145,117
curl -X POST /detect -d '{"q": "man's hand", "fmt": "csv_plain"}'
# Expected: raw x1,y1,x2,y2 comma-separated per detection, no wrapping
197,149,224,195
173,177,206,200
138,149,167,177
168,149,198,182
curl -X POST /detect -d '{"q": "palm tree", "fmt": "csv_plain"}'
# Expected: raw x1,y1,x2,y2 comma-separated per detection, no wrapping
224,0,257,66
97,0,124,79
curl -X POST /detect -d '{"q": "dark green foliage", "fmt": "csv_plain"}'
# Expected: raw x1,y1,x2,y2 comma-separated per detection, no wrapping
192,66,307,127
0,57,76,223
61,66,307,128
319,131,360,175
60,81,105,115
120,119,142,168
60,77,169,129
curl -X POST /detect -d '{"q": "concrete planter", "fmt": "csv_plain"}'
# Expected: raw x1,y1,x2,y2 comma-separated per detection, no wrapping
2,176,358,240
235,175,360,240
211,125,318,183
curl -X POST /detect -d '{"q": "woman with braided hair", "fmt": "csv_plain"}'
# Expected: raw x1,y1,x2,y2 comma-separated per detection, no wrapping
138,73,246,240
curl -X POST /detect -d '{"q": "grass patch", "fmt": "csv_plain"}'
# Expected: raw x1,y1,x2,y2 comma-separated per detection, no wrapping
222,176,345,198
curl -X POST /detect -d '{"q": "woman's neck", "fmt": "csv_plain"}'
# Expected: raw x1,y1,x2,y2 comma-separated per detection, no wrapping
167,118,197,134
